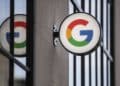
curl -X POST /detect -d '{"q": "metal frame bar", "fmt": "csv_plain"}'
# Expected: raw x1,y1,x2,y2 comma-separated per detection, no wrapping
106,0,109,85
95,0,98,85
101,0,104,86
9,0,15,85
8,0,35,85
89,0,92,86
81,1,85,86
81,55,85,86
110,0,115,86
73,7,77,86
26,0,34,86
73,55,76,86
0,48,29,71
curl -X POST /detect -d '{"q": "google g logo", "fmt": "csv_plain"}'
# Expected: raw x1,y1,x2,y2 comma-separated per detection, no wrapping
0,15,26,57
66,19,93,47
60,13,101,54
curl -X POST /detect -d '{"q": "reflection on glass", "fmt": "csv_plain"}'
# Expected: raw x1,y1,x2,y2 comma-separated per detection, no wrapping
0,0,27,85
14,0,26,86
0,0,10,86
14,58,26,86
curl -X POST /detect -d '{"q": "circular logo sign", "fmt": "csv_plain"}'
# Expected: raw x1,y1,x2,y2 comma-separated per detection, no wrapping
59,13,101,54
0,14,26,57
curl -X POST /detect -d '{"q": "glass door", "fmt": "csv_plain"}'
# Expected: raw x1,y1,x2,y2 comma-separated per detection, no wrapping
0,0,34,86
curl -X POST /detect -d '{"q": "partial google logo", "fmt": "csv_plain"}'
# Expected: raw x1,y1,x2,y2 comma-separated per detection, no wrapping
0,14,26,57
6,21,26,48
59,13,101,54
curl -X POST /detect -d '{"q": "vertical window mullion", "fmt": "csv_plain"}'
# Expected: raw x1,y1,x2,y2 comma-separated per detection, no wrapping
81,1,85,86
110,0,115,86
100,0,104,85
73,55,76,86
106,1,109,86
108,2,111,86
76,56,81,86
89,0,92,86
26,0,34,86
95,0,98,85
9,0,15,86
73,6,77,86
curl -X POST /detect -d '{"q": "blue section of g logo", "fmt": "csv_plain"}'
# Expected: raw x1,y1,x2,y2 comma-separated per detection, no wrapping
80,30,93,42
6,31,26,48
6,32,20,43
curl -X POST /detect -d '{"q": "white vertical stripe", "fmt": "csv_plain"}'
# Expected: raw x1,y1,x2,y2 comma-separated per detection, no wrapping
84,0,89,86
76,1,82,86
97,0,101,23
69,53,74,86
97,0,101,86
104,55,107,86
85,56,89,86
85,0,89,13
76,56,81,86
91,0,96,86
69,1,74,86
14,58,26,79
103,0,107,48
97,46,101,86
91,0,95,16
108,3,111,86
108,3,111,53
15,0,26,14
14,0,26,79
103,0,107,86
91,53,96,86
69,0,74,14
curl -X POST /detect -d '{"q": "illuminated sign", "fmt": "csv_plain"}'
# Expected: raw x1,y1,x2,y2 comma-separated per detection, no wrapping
0,14,26,56
59,13,101,54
